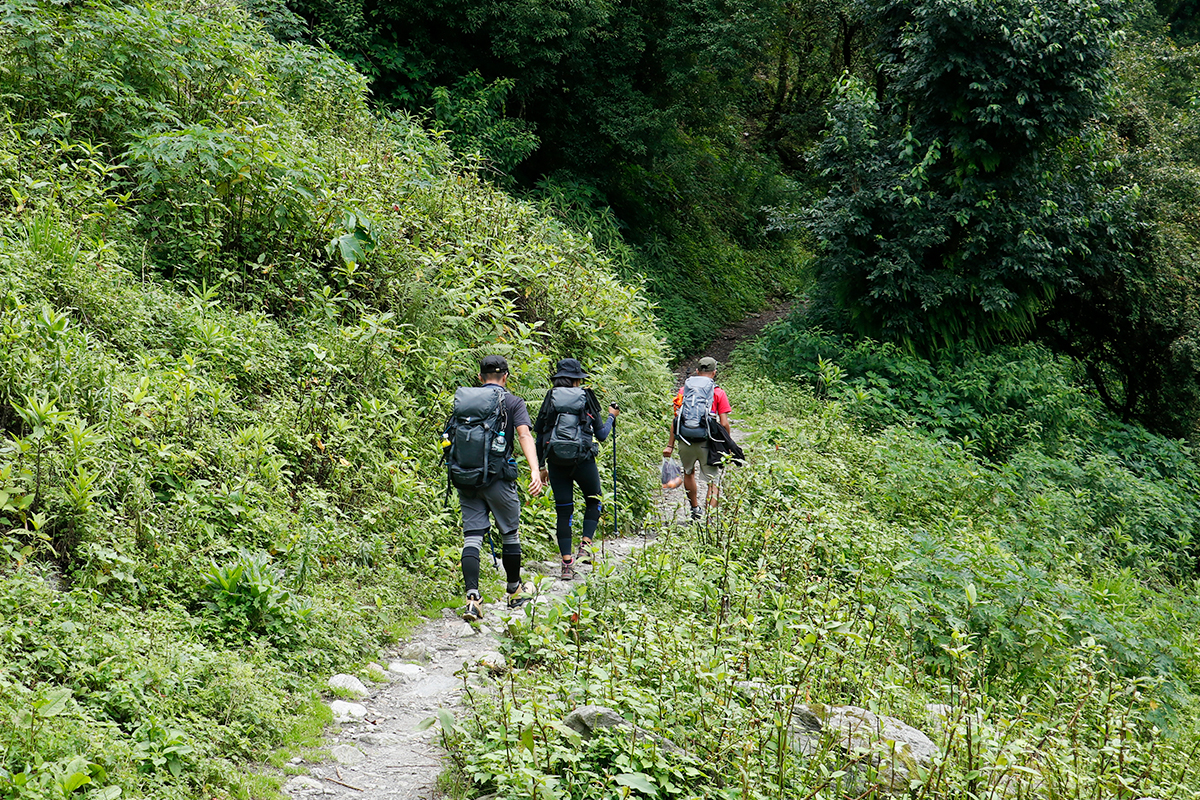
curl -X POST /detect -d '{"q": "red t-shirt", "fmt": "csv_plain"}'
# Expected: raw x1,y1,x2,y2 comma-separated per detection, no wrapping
673,386,732,415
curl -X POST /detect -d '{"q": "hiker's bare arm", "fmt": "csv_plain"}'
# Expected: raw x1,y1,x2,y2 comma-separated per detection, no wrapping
719,412,731,434
662,417,677,458
517,424,543,495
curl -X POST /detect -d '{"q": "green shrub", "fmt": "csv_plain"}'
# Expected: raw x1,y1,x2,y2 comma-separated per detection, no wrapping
748,322,1200,580
200,552,312,644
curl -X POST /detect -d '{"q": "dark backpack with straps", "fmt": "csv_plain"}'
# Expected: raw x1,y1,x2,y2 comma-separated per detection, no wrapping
443,386,509,488
544,387,598,465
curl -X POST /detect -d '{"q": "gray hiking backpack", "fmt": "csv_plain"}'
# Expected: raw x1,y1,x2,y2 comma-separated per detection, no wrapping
545,387,598,465
444,386,509,488
676,375,716,444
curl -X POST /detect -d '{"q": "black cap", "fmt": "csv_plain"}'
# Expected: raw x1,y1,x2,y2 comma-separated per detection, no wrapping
550,358,588,380
480,355,509,375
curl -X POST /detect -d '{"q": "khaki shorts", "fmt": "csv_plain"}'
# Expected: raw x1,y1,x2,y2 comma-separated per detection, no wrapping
678,440,722,483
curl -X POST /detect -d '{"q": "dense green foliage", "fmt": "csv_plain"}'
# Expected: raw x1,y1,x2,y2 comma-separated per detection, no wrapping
278,0,811,356
799,0,1200,439
0,1,671,796
444,371,1200,798
1034,31,1200,437
804,0,1130,346
750,324,1200,581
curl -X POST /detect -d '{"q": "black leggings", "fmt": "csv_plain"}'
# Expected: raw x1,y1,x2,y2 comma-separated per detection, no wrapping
546,458,603,557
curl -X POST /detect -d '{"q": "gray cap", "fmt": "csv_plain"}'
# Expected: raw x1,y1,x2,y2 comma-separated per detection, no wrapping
697,356,718,372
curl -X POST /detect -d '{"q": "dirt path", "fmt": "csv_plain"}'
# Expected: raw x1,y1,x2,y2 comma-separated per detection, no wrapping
672,300,793,383
282,536,653,799
283,304,778,798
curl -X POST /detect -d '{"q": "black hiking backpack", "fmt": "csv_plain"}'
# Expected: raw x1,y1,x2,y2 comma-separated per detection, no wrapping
676,375,716,444
443,386,509,488
544,387,598,465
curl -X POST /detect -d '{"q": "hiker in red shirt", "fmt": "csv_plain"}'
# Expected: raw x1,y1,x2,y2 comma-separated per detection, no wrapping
662,356,732,520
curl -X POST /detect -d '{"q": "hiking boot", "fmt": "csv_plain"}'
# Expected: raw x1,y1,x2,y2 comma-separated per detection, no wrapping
560,559,575,581
506,585,534,609
689,506,703,521
462,595,484,622
575,540,593,564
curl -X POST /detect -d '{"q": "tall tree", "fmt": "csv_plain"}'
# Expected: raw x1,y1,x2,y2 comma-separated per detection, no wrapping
807,0,1131,347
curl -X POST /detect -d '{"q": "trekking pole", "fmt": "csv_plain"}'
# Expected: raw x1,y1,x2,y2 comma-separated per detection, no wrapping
611,408,618,540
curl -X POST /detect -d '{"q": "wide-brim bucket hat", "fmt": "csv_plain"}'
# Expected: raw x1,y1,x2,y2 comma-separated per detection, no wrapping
550,358,588,380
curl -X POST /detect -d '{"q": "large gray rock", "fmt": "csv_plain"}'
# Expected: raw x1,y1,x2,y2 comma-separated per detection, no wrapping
388,662,424,680
397,643,432,663
562,705,683,755
329,700,367,723
450,622,477,638
283,775,326,794
328,674,369,698
792,704,937,794
330,744,365,765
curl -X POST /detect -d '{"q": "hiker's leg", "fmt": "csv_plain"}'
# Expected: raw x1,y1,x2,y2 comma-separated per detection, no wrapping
696,447,722,508
683,470,698,506
547,465,576,558
500,529,521,590
677,441,704,509
457,488,490,596
576,458,603,543
482,480,523,591
461,530,486,596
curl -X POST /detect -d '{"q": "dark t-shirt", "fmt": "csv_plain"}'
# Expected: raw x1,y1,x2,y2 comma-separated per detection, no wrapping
497,388,532,459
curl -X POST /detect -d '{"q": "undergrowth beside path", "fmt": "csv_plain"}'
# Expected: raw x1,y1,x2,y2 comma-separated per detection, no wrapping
442,370,1200,799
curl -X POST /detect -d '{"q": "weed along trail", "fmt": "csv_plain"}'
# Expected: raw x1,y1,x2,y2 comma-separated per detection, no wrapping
283,536,653,799
284,312,772,799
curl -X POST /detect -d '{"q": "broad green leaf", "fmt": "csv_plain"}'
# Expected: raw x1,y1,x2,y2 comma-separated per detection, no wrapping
615,772,657,795
62,771,91,792
38,688,72,717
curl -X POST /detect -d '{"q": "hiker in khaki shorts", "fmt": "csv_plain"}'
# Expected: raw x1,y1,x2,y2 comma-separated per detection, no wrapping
662,356,732,520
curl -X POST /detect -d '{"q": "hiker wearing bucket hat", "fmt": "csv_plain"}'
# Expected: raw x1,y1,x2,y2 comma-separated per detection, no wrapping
532,358,619,580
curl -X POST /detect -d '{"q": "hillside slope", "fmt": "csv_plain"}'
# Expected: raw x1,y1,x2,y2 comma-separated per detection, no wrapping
0,1,670,797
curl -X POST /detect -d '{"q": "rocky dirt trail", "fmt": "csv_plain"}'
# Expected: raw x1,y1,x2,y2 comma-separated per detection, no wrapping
282,303,787,798
281,536,655,799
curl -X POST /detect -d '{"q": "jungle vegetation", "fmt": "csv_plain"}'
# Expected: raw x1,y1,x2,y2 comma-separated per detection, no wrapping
4,0,1200,798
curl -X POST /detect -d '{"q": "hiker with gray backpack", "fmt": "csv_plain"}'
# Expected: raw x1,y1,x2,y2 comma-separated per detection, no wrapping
662,356,733,520
442,355,543,622
532,358,619,581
